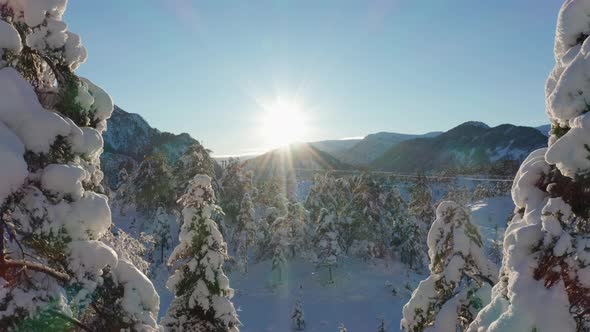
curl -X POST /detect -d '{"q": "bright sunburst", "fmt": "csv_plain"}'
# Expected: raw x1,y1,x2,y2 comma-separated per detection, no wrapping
259,98,308,149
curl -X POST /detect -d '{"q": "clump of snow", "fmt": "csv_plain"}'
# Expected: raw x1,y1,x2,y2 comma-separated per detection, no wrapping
80,77,114,124
545,113,590,177
57,192,111,240
554,0,590,59
68,240,118,282
114,259,161,330
41,164,87,200
0,121,27,204
0,19,22,53
0,68,71,153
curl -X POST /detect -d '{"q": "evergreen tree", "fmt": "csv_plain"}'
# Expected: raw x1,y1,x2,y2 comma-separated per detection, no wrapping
255,206,281,261
401,201,498,332
121,153,176,212
377,318,386,332
0,2,159,330
385,186,425,268
346,174,383,256
315,209,342,283
469,4,590,330
338,323,347,332
270,215,290,283
392,216,425,270
234,192,256,274
291,285,306,331
287,201,309,257
174,142,216,184
153,206,171,265
219,158,251,220
164,175,240,331
408,174,435,227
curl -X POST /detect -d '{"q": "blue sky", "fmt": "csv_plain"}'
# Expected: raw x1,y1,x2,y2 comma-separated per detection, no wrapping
65,1,561,156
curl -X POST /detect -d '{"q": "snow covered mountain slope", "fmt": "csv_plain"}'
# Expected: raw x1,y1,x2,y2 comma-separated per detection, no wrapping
334,131,442,166
370,122,547,174
101,106,198,187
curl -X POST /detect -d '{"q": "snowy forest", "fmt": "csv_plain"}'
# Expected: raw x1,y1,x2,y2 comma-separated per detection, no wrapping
0,1,590,332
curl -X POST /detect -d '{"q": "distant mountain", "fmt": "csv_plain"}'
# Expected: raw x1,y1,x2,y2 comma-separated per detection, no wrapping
335,131,442,166
102,106,199,187
536,124,551,137
370,122,547,174
245,143,352,178
309,138,362,155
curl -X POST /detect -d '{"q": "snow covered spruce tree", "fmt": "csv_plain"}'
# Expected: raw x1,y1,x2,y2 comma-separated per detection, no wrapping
270,214,290,283
392,217,425,270
119,152,176,213
287,201,309,258
233,192,256,274
164,174,240,331
315,209,342,283
153,206,171,264
219,157,252,221
291,285,306,331
408,174,435,228
174,142,217,193
0,1,160,330
468,2,590,330
386,187,425,269
401,201,497,332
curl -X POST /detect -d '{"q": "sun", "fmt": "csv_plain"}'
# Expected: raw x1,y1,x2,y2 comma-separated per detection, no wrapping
259,98,308,149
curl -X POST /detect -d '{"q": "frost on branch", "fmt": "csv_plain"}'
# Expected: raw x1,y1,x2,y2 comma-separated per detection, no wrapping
163,174,240,332
401,201,497,332
0,1,159,330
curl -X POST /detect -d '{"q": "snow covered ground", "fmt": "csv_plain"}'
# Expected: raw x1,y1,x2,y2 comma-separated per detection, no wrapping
231,258,423,332
226,196,514,332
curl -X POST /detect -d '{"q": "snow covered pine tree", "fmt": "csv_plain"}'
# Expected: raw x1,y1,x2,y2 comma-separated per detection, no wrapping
233,192,256,274
164,174,240,331
270,214,289,284
0,1,160,330
154,206,171,264
315,209,342,283
468,1,590,331
401,201,498,332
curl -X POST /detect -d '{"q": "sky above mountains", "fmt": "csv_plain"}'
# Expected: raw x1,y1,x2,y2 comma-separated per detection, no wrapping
66,0,561,156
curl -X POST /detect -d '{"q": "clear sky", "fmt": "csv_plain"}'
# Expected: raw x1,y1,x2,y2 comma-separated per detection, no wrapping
65,0,562,156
